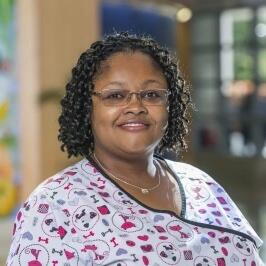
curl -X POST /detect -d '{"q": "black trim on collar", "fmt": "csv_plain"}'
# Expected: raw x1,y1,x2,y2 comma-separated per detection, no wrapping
85,155,258,249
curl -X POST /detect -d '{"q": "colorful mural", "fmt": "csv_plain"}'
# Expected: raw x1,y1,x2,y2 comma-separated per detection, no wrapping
0,0,17,217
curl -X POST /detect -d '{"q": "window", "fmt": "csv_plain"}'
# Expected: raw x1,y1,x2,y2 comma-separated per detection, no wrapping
191,7,266,261
192,6,266,158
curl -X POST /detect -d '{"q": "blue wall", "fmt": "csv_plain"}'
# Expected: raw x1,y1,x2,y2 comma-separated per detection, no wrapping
101,1,176,50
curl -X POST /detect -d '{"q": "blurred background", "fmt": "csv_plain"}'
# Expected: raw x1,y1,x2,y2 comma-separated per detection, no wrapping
0,0,266,264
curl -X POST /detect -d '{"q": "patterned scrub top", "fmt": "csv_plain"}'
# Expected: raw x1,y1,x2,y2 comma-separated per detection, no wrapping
6,157,265,265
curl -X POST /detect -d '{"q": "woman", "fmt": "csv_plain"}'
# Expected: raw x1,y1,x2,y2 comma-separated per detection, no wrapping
7,32,264,265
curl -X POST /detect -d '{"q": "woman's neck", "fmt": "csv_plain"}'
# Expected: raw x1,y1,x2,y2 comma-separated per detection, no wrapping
92,149,158,185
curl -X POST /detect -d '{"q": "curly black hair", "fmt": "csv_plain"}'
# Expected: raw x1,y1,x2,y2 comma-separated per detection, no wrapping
58,32,192,159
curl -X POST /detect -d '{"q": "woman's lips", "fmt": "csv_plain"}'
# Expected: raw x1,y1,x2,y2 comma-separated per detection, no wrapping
118,122,149,132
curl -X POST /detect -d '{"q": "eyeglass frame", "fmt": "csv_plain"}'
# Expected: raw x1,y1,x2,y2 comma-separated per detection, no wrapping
92,88,170,106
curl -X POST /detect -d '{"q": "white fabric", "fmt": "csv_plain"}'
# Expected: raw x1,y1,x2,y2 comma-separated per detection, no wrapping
6,158,264,265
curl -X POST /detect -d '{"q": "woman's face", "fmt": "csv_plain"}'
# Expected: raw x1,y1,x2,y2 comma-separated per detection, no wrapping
91,51,168,158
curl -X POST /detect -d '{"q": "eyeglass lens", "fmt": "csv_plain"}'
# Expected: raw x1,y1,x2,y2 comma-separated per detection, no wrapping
99,89,168,106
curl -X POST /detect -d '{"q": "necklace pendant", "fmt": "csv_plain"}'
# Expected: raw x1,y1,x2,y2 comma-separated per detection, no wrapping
141,188,149,194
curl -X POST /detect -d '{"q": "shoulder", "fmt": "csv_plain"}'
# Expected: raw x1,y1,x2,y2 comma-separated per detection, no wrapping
164,159,214,183
31,158,96,194
7,159,94,264
165,159,263,249
11,158,98,236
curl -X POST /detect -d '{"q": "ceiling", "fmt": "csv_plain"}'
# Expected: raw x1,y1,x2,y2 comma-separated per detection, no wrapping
108,0,266,15
188,0,264,9
146,0,266,11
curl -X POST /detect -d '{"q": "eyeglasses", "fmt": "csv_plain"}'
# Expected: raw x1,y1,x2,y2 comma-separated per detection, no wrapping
92,88,169,106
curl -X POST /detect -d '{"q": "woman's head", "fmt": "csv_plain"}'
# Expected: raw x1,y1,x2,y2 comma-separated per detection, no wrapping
58,32,191,158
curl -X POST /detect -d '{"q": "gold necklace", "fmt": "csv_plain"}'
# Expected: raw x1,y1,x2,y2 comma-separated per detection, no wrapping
93,153,161,194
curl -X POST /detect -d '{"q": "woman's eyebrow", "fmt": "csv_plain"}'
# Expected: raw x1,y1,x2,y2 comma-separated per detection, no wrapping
101,80,164,90
106,81,125,86
99,81,125,90
142,79,165,86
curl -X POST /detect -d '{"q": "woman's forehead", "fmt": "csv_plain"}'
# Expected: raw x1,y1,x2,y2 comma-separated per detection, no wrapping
94,51,164,80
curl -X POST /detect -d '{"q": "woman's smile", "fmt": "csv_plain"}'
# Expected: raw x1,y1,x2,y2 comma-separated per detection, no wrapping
118,123,149,132
117,118,150,132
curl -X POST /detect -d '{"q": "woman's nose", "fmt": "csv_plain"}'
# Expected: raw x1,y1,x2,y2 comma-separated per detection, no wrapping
126,92,142,105
123,93,148,114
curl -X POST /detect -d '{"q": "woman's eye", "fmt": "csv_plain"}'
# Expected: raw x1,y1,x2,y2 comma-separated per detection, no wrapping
109,93,122,99
105,91,125,99
144,90,160,98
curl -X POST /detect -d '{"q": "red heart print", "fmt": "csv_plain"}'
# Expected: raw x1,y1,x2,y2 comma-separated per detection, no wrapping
140,244,153,252
221,247,228,256
138,235,149,241
126,240,135,247
207,231,216,238
139,209,148,214
159,236,168,240
142,256,149,265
